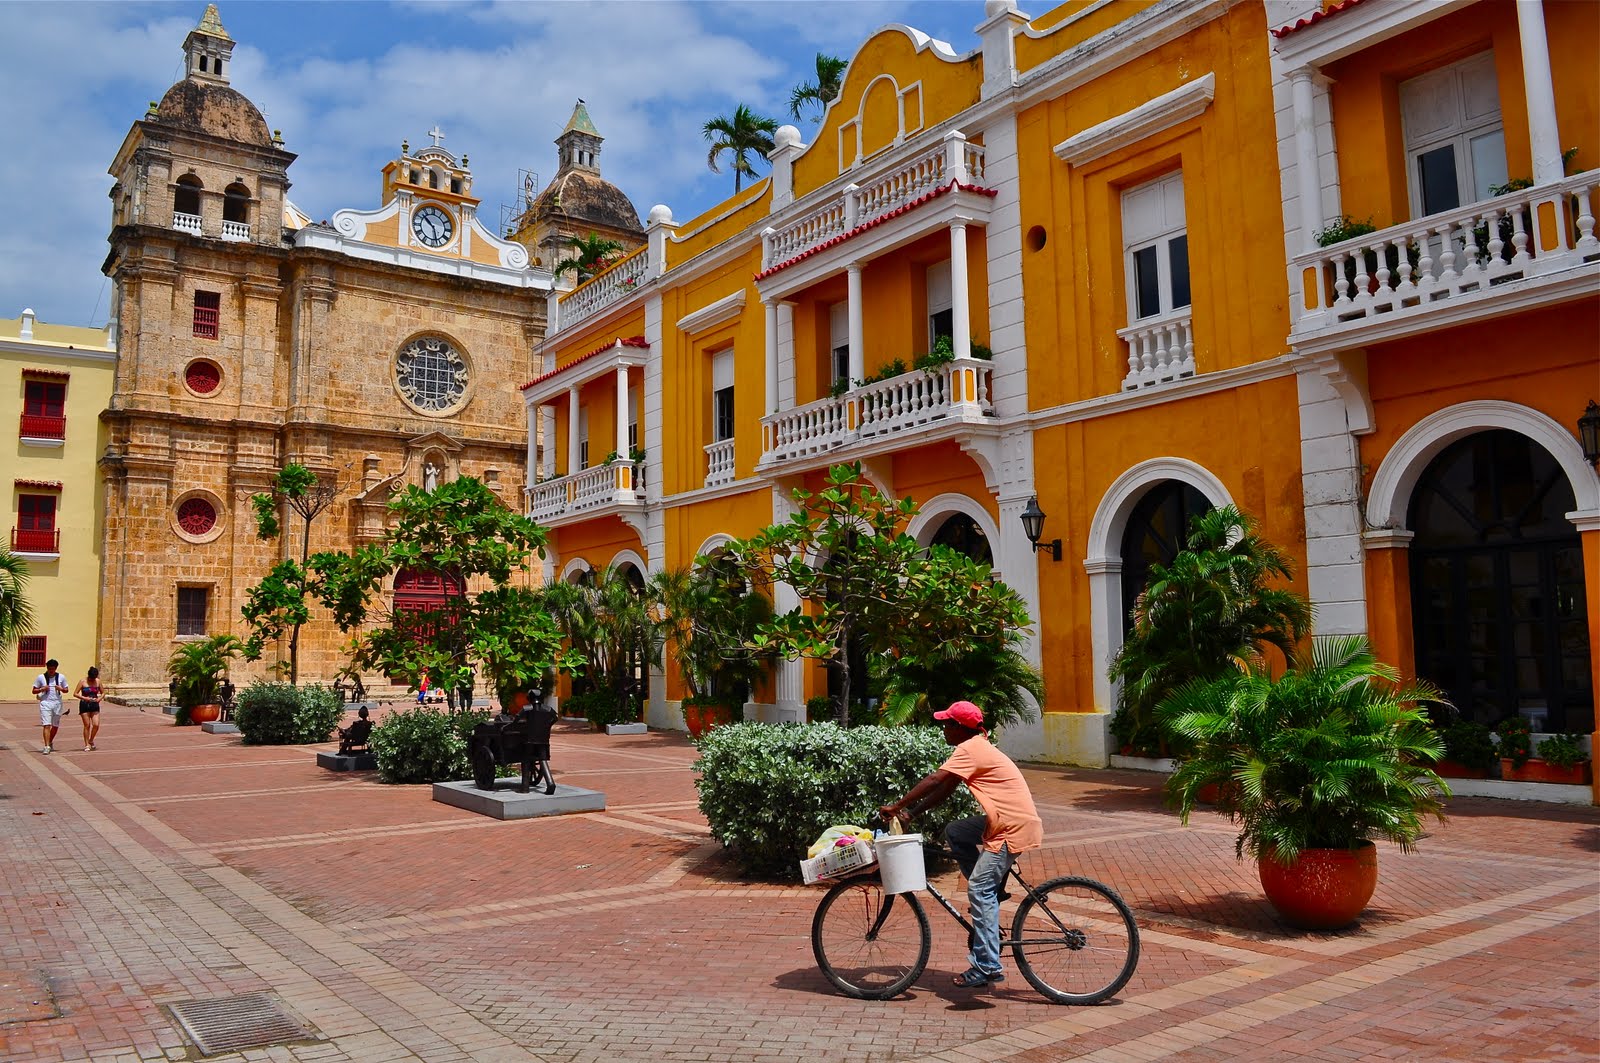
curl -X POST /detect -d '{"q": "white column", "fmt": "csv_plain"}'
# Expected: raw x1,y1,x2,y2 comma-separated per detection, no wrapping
540,407,556,479
615,365,629,459
770,486,806,724
846,264,864,383
1291,67,1324,248
764,299,779,415
1516,0,1564,183
949,222,971,359
566,386,580,476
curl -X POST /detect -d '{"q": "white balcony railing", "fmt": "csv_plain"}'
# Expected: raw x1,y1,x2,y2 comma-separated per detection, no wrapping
173,211,202,235
762,132,988,270
556,246,653,334
704,438,735,488
761,357,994,465
221,219,250,242
1118,308,1195,390
529,462,646,523
1293,169,1599,335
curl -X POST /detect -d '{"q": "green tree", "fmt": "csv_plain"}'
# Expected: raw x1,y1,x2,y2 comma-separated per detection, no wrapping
648,563,773,706
241,464,341,684
789,53,846,121
0,548,35,659
1109,505,1312,755
703,104,779,193
553,231,626,282
725,463,1032,726
542,566,659,711
315,477,574,711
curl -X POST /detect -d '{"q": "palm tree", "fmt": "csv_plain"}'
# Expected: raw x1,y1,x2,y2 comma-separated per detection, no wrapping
553,232,626,282
790,53,847,122
0,548,35,657
1109,505,1313,755
703,104,779,193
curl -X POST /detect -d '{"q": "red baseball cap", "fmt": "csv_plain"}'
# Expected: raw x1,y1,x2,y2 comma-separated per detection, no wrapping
933,701,985,729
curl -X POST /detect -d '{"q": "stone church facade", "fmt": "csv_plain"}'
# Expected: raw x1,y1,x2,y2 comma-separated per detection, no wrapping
99,6,642,698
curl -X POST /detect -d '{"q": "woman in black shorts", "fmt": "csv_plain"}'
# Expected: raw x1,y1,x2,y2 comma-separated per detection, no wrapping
74,666,103,751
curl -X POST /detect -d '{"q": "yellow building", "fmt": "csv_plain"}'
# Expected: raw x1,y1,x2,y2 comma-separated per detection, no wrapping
523,0,1596,784
2,308,117,677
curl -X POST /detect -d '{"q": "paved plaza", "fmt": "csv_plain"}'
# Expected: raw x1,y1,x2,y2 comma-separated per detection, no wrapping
2,701,1596,1063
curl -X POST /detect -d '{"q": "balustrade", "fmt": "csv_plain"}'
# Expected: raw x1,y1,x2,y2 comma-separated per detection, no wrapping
220,219,250,242
761,358,993,465
529,462,646,523
172,211,202,235
556,246,652,333
1294,169,1600,333
1117,310,1195,390
704,438,736,488
11,528,59,553
19,413,66,440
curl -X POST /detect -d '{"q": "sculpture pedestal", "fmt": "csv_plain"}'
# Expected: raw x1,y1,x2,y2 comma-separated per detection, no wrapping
317,751,378,771
200,721,240,735
432,778,605,820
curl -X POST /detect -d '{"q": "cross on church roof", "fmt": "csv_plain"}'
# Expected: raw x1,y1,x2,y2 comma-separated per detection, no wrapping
428,125,445,147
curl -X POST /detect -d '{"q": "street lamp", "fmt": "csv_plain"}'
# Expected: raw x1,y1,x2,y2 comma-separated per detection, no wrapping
1020,496,1061,562
1579,400,1600,467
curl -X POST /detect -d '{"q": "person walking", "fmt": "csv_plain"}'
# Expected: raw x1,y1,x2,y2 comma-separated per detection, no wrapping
74,666,104,751
416,672,429,705
880,700,1043,989
33,658,70,754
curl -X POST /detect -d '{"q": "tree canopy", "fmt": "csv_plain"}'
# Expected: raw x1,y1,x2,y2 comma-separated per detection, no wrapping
703,104,779,193
790,53,846,121
0,549,35,659
553,232,626,281
241,463,342,683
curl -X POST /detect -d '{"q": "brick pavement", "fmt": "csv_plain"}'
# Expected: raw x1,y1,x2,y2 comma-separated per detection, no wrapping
1,700,1595,1062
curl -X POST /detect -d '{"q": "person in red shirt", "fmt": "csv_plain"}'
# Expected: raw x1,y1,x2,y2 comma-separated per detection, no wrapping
881,700,1042,988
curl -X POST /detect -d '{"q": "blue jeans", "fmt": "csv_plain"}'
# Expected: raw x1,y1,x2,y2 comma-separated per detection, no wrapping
946,816,1011,976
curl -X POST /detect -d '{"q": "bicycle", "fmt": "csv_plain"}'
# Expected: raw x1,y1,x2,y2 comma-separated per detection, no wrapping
810,838,1140,1004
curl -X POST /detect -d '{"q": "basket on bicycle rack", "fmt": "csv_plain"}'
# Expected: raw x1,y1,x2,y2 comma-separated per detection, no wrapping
800,838,876,885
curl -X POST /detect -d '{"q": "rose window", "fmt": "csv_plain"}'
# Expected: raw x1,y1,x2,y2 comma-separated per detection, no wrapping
176,497,217,536
185,360,221,394
395,336,469,413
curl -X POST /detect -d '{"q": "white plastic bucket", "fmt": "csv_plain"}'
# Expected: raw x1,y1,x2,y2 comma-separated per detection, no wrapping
874,833,927,894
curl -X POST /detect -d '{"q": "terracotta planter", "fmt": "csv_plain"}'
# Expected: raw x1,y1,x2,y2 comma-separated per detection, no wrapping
684,702,737,738
187,703,222,725
1499,758,1593,785
505,691,531,716
1434,759,1490,780
1257,842,1378,931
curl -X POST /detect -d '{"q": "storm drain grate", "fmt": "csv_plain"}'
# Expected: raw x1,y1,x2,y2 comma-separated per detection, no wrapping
169,992,308,1056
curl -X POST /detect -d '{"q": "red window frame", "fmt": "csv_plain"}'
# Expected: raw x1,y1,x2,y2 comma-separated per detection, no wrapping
193,290,220,340
18,494,56,530
20,379,67,440
18,635,46,668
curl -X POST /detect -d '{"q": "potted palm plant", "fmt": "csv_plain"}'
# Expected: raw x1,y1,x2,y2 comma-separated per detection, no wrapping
649,564,772,736
168,634,242,725
1161,635,1451,930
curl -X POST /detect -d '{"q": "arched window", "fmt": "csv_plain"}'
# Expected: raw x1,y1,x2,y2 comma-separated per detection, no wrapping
928,512,992,565
1118,480,1210,637
1408,429,1590,732
223,183,250,223
173,175,202,218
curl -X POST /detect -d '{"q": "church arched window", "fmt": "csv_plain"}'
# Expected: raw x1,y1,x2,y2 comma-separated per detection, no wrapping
223,183,250,224
173,175,202,218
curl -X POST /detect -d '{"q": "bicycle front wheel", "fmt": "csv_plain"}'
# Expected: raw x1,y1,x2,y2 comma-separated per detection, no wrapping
1010,876,1139,1004
811,876,931,1000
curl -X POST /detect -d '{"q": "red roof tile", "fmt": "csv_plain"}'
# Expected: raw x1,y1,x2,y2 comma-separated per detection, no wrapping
520,336,648,391
1272,0,1370,38
15,479,63,490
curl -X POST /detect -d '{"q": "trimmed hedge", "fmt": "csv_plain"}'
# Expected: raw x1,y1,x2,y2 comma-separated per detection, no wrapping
565,690,636,728
369,706,495,784
694,722,979,877
235,682,345,745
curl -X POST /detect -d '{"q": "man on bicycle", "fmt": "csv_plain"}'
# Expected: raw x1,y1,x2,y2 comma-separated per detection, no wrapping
881,700,1042,988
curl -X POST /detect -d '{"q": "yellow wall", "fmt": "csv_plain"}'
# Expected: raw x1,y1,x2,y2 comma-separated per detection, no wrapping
1016,3,1288,410
1016,0,1162,75
1,328,115,677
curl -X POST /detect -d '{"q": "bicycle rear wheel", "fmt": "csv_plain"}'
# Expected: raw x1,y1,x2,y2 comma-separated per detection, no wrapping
1010,876,1139,1004
811,876,931,1000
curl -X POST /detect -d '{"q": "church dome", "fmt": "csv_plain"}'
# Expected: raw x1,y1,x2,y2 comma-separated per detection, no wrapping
153,77,272,148
529,169,643,235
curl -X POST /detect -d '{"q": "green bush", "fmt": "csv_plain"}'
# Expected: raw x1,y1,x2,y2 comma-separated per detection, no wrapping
1536,733,1590,770
1441,720,1497,773
1495,717,1533,769
565,690,637,727
370,706,493,783
235,682,347,745
694,722,979,877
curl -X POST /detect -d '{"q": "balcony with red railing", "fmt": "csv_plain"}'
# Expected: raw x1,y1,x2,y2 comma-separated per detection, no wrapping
11,527,60,554
19,413,66,441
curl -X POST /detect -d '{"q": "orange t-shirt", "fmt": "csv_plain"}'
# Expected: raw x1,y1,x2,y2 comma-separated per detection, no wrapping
940,735,1043,854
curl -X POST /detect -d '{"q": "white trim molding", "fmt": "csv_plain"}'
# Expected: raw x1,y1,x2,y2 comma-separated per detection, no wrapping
608,549,649,577
1084,458,1235,719
675,290,747,335
559,557,593,583
1053,73,1215,167
1366,401,1600,531
906,493,1005,578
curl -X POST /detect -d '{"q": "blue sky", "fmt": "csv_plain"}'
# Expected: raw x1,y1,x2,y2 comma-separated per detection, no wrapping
0,0,986,328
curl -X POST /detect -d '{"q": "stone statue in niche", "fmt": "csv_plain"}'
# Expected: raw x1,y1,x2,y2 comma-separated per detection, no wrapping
422,461,440,493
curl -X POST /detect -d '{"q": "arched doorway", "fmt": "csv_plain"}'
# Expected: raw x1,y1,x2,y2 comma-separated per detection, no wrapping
614,561,651,710
1118,480,1211,636
928,512,993,564
391,567,464,684
1408,429,1591,732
